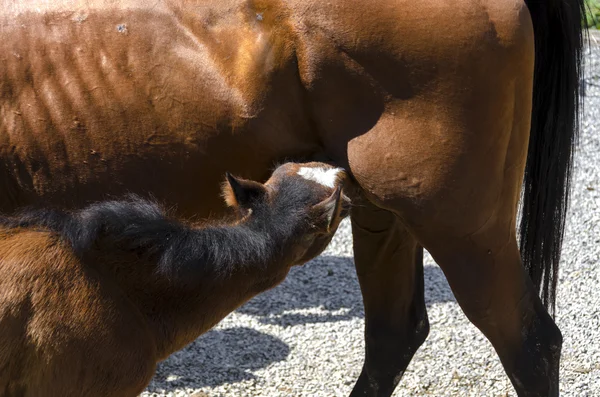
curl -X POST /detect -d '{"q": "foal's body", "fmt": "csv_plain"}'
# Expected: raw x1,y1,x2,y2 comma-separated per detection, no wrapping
0,227,156,396
0,163,349,396
0,0,585,395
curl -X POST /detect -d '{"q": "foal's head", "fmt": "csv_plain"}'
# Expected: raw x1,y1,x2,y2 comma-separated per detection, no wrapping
223,162,351,266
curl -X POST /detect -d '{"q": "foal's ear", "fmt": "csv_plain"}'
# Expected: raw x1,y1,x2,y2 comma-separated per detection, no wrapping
222,172,268,209
312,186,348,232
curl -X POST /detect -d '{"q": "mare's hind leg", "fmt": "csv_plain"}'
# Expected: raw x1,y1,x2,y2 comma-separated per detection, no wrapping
348,179,561,396
343,89,561,396
419,223,561,396
349,199,428,397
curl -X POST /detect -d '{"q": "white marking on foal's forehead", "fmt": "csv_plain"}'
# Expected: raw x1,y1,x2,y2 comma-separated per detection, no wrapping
297,167,343,188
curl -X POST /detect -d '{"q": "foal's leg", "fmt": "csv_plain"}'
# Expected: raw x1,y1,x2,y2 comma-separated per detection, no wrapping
349,199,428,397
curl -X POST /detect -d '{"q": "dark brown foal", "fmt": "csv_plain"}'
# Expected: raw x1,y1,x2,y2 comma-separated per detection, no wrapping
0,162,349,397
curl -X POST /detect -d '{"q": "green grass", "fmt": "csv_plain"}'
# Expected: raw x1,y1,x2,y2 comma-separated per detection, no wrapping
586,0,600,29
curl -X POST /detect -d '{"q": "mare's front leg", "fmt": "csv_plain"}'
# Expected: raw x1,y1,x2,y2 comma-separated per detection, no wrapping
349,198,428,397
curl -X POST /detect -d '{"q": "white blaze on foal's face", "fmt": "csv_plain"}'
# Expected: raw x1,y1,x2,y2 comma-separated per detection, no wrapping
297,167,344,188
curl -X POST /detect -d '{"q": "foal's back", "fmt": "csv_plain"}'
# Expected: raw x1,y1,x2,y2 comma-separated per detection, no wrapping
0,227,156,397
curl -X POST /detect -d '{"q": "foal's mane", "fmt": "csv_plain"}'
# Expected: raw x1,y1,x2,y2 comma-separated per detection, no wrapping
0,195,271,283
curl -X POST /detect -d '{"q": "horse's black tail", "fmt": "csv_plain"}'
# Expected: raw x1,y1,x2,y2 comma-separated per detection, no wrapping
520,0,586,315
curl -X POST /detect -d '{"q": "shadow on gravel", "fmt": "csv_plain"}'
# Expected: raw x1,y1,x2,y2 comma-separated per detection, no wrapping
145,327,290,392
236,255,456,326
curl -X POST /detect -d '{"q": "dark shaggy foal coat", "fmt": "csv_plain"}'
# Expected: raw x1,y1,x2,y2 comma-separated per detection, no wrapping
0,162,349,397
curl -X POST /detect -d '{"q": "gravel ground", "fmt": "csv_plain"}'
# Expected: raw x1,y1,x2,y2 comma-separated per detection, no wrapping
141,43,600,397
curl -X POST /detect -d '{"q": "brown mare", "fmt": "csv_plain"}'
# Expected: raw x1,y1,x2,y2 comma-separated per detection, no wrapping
0,162,350,396
0,0,586,395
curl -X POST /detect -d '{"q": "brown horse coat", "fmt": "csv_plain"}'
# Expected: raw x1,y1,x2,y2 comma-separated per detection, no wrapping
0,0,529,218
0,0,585,396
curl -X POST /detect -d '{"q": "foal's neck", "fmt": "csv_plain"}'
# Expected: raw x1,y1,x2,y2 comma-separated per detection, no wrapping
109,213,292,359
151,220,276,284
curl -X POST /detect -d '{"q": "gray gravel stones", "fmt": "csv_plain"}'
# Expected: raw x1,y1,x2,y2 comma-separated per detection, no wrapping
142,44,600,397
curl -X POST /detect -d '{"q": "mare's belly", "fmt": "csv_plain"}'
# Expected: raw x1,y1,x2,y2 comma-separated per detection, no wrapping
0,0,315,216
